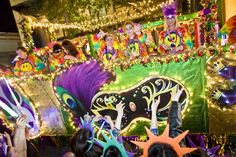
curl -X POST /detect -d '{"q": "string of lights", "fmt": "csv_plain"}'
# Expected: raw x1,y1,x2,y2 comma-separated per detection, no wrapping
30,0,174,32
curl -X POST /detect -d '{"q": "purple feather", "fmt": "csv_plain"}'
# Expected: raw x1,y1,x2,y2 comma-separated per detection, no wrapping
54,60,113,111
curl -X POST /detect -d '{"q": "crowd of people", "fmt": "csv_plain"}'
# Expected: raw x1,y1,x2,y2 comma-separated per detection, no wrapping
0,2,194,78
60,86,198,157
92,2,193,63
0,115,40,157
0,86,210,157
12,39,89,77
0,86,198,157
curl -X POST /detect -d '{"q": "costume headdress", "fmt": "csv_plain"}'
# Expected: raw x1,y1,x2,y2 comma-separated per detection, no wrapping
131,125,197,157
79,113,95,152
162,2,178,18
95,130,134,157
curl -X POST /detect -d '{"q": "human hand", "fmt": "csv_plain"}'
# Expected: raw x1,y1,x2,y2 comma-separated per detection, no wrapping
3,132,10,141
146,42,151,47
116,101,125,117
64,55,78,61
162,44,170,50
133,51,138,57
25,71,34,76
130,52,138,60
3,132,12,147
16,115,27,129
19,72,24,76
92,115,103,122
176,45,183,52
123,50,128,56
171,85,184,102
104,115,114,129
83,113,92,122
111,54,117,60
98,30,106,38
151,96,160,113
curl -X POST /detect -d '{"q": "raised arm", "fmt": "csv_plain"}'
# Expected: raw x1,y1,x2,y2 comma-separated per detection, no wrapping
150,96,160,135
103,101,125,137
168,86,184,138
114,101,125,130
14,116,27,157
4,132,17,157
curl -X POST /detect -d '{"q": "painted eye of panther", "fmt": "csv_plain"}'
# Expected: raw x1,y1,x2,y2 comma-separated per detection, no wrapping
164,32,181,48
55,86,87,116
62,93,77,108
56,87,79,109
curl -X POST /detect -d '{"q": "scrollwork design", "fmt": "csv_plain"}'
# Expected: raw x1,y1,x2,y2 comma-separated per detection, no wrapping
104,95,117,104
142,78,178,111
92,95,117,114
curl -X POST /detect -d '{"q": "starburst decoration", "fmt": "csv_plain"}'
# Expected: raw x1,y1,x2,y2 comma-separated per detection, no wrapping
95,130,134,157
79,113,95,152
131,124,197,157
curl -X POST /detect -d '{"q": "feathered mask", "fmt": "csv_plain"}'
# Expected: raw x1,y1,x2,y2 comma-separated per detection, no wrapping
162,2,178,18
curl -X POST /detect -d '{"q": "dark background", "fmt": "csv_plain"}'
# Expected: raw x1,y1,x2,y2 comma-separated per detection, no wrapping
0,0,18,32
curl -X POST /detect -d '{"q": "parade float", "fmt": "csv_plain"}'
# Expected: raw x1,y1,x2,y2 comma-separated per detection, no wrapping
1,0,236,155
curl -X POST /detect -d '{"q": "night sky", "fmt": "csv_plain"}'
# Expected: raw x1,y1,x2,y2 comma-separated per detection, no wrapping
0,0,18,32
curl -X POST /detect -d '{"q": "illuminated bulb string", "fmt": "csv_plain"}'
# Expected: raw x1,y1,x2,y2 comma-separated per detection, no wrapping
30,0,174,31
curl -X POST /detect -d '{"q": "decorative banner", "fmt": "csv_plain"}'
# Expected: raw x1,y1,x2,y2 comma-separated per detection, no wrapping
91,76,189,132
100,57,207,135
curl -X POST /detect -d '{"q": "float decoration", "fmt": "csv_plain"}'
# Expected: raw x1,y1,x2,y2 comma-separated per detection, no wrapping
0,79,40,138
